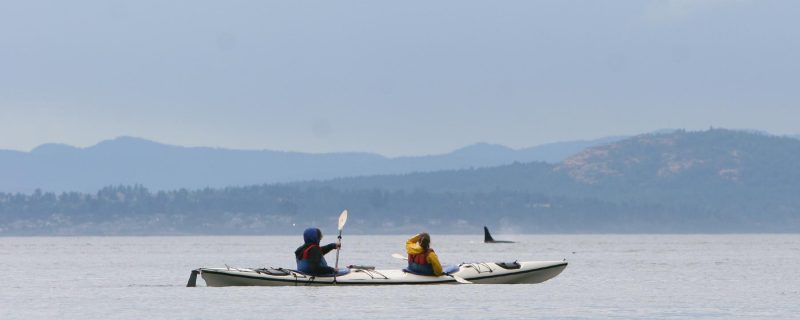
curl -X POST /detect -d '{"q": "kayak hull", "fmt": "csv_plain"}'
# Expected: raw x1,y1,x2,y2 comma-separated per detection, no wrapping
197,260,567,286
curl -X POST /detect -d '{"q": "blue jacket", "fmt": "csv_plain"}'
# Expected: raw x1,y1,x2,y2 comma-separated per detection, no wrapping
294,228,337,275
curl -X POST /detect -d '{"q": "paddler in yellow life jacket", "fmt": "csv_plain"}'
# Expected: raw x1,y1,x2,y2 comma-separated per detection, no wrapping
405,232,443,276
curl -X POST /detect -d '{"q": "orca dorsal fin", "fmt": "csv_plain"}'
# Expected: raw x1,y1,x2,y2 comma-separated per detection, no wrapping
484,226,495,243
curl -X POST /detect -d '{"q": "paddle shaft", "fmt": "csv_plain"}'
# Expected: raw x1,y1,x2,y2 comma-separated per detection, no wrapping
332,210,348,284
334,230,342,269
333,230,342,284
391,253,471,284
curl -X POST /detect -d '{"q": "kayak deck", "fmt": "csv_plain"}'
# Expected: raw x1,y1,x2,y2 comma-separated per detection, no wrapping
194,260,567,286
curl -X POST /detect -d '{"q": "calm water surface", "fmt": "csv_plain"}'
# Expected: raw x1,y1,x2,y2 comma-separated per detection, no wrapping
1,234,798,319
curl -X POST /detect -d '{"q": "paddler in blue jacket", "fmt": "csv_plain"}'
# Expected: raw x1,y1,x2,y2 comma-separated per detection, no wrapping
406,232,443,276
294,227,340,275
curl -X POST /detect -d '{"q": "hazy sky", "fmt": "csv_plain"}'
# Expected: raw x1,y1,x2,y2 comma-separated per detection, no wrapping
1,0,798,156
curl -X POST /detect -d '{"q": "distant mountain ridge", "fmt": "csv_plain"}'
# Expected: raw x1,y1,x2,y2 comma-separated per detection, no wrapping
314,129,800,194
0,136,623,193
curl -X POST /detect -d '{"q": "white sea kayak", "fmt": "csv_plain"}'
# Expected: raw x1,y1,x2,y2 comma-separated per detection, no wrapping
188,260,567,286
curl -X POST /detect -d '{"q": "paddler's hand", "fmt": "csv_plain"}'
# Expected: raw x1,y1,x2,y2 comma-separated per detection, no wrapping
336,243,342,249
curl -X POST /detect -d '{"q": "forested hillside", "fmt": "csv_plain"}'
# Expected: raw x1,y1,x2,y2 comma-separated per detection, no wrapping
2,129,798,235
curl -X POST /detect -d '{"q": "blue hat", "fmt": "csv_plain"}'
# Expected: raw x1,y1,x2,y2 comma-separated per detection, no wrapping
303,227,321,244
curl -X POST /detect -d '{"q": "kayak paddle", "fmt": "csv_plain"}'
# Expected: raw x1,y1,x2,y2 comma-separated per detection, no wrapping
391,253,472,284
333,209,348,284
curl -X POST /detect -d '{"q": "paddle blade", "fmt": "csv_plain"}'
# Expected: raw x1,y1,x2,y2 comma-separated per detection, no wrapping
338,209,348,230
391,253,407,260
451,275,472,284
